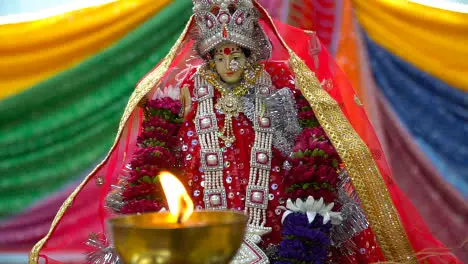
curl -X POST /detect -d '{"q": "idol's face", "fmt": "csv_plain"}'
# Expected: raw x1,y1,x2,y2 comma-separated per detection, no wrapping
213,43,247,84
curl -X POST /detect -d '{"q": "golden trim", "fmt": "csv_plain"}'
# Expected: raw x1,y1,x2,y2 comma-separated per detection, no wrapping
289,54,415,262
253,0,415,262
28,16,195,264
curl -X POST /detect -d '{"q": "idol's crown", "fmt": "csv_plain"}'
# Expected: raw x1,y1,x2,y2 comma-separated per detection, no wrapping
192,0,263,57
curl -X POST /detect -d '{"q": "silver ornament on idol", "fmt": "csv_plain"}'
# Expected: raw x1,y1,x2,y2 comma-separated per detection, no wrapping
191,0,272,61
229,59,241,72
193,67,275,263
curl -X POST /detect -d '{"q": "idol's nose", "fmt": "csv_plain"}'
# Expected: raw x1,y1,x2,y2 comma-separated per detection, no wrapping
225,58,231,70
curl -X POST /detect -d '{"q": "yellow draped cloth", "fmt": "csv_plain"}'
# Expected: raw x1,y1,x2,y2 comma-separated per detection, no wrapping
353,0,468,92
0,0,172,99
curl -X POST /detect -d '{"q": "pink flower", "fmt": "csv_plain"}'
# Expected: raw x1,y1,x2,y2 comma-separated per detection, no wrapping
315,165,339,186
295,97,311,110
285,126,344,204
118,97,182,215
292,128,327,153
147,98,181,115
126,146,176,183
122,182,162,201
120,199,164,214
137,116,180,147
130,146,174,169
298,111,315,120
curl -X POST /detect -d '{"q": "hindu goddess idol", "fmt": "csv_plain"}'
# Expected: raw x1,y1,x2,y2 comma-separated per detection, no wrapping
29,1,461,264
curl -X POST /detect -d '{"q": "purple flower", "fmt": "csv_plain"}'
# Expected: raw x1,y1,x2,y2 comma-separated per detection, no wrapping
275,213,331,264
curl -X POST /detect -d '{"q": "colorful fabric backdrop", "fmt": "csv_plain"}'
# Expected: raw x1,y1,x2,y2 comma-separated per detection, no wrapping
0,0,467,262
352,0,468,261
0,0,192,254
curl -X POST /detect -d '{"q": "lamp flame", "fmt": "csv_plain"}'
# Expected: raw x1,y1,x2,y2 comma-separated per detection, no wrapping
159,171,194,224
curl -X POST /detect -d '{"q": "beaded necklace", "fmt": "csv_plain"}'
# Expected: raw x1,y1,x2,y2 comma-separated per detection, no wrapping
199,64,263,147
194,64,274,263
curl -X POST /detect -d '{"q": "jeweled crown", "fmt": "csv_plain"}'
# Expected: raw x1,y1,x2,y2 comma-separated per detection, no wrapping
192,0,271,60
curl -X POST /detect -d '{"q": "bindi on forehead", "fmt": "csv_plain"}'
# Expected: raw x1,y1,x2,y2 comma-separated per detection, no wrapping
215,46,241,56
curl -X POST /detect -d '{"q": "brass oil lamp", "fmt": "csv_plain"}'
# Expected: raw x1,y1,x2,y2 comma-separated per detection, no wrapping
108,172,247,264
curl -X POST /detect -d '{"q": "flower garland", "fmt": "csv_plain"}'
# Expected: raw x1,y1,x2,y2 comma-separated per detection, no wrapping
284,95,342,205
275,95,344,264
284,127,341,205
112,96,183,214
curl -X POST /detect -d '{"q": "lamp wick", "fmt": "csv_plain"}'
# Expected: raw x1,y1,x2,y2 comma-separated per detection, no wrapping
177,196,187,224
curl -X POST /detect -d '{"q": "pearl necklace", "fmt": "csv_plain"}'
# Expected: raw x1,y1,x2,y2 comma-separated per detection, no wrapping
194,64,274,263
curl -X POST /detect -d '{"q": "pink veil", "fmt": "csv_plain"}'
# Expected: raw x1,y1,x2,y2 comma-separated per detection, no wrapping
29,2,460,263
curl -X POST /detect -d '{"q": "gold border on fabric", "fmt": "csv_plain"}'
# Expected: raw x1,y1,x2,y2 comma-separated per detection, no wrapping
253,1,415,262
28,16,195,264
289,54,415,263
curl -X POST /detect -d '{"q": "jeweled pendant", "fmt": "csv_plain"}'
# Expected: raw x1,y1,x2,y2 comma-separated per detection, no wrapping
251,191,264,203
206,154,219,166
200,117,212,129
216,93,242,117
209,194,221,205
218,116,236,146
259,117,271,128
256,153,268,164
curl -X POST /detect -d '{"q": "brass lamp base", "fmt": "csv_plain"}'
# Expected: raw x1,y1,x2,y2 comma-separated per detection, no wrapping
108,211,247,264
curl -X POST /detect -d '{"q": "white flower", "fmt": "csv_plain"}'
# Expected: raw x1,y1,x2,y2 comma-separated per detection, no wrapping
278,196,342,225
152,85,180,100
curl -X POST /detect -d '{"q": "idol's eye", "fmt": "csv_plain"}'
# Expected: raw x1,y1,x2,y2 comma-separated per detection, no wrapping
216,57,223,62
